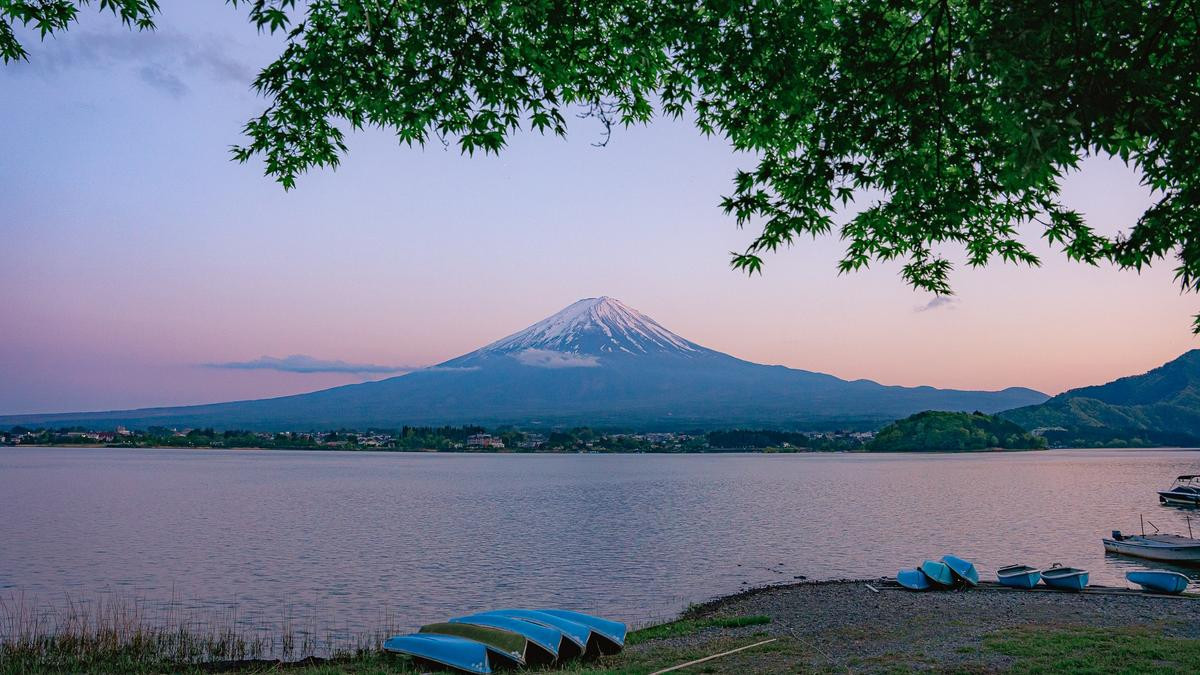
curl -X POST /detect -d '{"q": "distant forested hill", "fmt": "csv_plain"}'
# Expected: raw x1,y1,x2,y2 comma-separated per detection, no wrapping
869,411,1045,452
1001,351,1200,447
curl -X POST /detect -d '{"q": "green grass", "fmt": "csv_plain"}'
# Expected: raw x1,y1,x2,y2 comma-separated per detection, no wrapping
985,626,1200,674
626,615,771,645
0,593,774,675
0,593,402,675
13,596,1200,675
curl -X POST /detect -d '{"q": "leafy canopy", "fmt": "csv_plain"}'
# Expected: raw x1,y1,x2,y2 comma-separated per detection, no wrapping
4,1,1200,325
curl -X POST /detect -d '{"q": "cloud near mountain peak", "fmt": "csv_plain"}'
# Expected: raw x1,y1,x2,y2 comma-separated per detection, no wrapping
512,349,600,369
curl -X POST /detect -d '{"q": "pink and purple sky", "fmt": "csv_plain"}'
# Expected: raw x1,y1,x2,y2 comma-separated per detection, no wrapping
2,4,1197,415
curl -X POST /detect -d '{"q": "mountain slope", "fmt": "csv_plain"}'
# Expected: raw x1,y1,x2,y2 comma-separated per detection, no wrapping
1002,350,1200,446
1,297,1048,431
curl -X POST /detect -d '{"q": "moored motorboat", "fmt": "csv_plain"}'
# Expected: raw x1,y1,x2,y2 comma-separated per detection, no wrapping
1041,564,1089,591
896,567,932,590
1126,570,1191,595
383,633,519,674
941,555,979,586
919,560,955,587
448,613,570,661
1158,475,1200,506
1103,531,1200,564
537,609,626,655
996,564,1041,589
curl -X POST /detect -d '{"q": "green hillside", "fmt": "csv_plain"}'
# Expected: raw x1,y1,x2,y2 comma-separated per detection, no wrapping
1001,350,1200,447
869,411,1045,452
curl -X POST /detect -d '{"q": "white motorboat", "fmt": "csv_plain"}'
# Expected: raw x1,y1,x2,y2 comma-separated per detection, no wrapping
1159,475,1200,506
1104,530,1200,564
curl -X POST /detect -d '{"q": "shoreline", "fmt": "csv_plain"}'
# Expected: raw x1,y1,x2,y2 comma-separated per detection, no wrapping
639,578,1200,669
8,444,1200,453
6,579,1199,673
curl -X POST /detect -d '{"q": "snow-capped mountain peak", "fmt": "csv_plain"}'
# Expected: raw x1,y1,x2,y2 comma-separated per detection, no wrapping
478,296,702,356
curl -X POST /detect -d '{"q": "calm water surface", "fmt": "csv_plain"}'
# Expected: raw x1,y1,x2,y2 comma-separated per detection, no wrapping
3,447,1199,638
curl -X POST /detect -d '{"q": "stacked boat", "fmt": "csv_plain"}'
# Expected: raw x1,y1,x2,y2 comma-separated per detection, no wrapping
896,555,978,590
383,609,625,674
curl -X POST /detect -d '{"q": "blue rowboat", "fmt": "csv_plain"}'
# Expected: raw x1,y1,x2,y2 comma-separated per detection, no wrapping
1041,564,1089,591
996,564,1041,589
896,568,932,590
537,609,626,654
448,614,567,661
383,633,518,674
420,622,554,666
940,555,979,586
477,610,591,659
919,560,955,587
1126,570,1191,594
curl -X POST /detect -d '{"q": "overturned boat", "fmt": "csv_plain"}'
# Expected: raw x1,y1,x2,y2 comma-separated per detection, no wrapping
941,555,979,586
1126,570,1192,594
896,567,933,590
383,633,520,674
449,612,581,661
537,609,627,655
919,559,955,587
387,608,626,672
419,622,554,667
480,609,611,657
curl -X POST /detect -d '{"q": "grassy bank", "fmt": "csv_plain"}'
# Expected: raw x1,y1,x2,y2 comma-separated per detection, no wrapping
5,582,1200,673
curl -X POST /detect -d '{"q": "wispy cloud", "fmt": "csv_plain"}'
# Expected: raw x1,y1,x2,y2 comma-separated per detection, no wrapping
916,296,958,313
204,355,415,375
15,29,254,97
137,63,188,98
512,349,600,369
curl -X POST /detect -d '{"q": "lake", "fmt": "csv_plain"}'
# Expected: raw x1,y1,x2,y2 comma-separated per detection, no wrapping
2,447,1199,641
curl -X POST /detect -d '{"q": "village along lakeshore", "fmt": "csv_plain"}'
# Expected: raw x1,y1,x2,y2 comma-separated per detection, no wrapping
0,426,870,453
0,410,1052,453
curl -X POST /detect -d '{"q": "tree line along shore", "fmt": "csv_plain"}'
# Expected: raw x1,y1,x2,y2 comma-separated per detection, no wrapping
0,410,1075,451
0,411,1066,452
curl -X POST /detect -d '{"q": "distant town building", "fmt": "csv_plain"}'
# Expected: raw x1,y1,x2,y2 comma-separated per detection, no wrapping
517,433,546,449
1031,427,1067,437
466,433,505,449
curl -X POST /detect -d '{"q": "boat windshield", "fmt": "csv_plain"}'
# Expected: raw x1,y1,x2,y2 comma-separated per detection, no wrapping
1171,475,1200,489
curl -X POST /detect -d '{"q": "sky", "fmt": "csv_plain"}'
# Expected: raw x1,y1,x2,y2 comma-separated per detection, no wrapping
2,4,1197,415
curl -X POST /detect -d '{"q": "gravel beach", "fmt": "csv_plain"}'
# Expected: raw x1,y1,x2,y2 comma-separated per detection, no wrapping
624,579,1200,673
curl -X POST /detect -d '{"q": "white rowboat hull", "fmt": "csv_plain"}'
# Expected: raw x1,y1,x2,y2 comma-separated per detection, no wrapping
1103,538,1200,563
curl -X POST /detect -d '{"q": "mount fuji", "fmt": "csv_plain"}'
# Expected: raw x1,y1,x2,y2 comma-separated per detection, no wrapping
0,297,1048,430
